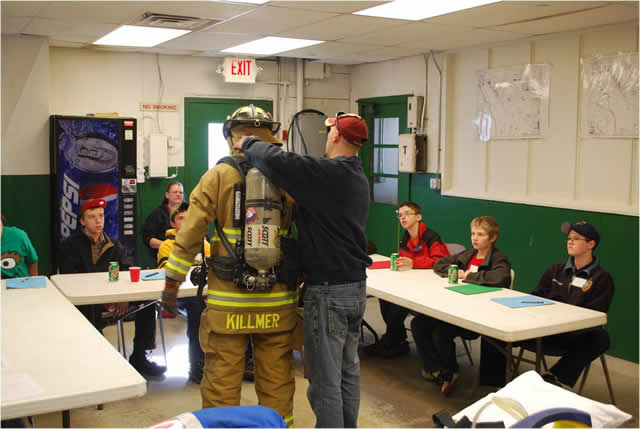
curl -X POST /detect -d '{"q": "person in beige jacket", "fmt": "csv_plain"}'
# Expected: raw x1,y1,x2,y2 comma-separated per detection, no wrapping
161,105,297,427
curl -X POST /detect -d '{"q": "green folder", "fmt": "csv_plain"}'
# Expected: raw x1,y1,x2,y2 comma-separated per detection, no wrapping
445,284,502,295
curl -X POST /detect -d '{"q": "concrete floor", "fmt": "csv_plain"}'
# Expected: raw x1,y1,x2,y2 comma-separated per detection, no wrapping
33,298,638,428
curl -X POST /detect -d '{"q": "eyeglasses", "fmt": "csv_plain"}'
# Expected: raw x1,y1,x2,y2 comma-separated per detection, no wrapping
566,236,590,243
395,210,417,219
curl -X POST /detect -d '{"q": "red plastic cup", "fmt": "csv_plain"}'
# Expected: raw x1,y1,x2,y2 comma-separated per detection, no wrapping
129,267,141,282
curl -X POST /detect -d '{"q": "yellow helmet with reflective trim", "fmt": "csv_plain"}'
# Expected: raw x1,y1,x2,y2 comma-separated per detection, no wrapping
223,104,281,140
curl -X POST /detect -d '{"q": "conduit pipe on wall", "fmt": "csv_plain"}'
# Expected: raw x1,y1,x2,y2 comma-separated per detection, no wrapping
296,58,304,112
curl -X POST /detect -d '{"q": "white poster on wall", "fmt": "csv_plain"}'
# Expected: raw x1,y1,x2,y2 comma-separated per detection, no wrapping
472,64,550,142
581,52,639,138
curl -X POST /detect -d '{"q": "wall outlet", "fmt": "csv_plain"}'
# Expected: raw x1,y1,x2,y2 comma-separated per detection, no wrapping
429,178,441,190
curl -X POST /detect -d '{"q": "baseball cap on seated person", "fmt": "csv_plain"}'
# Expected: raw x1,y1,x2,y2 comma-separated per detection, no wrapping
325,112,368,147
561,221,600,247
80,198,106,215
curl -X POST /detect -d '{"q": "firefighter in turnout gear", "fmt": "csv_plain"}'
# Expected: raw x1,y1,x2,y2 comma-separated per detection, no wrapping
161,105,297,427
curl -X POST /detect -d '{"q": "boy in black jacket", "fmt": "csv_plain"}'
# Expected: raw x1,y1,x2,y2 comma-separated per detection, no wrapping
59,198,165,377
532,221,614,387
413,216,511,395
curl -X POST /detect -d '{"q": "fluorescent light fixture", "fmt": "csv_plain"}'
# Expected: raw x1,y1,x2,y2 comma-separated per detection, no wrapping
354,0,501,21
222,36,323,56
93,25,191,47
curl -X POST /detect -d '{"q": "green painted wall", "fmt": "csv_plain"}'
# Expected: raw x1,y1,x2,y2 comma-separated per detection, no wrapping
1,174,52,276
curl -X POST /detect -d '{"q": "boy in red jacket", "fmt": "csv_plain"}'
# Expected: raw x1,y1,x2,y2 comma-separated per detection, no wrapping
365,202,450,358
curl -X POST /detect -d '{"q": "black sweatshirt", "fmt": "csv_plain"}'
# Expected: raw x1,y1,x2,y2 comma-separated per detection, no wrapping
242,137,372,283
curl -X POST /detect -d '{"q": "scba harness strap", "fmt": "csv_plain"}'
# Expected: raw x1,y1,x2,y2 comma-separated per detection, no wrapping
207,156,296,291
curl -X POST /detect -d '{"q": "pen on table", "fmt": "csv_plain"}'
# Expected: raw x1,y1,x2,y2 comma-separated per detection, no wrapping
145,272,160,278
521,300,544,304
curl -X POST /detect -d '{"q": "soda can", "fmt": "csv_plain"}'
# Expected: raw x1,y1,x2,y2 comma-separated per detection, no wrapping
390,253,399,271
448,265,458,284
109,261,120,281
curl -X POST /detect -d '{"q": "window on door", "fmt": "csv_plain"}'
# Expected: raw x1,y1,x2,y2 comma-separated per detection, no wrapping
208,123,227,169
372,117,400,204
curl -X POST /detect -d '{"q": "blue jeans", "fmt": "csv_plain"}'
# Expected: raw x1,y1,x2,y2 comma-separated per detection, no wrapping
303,280,366,428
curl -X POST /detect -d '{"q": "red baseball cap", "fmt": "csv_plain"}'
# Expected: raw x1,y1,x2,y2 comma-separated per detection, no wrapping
80,198,106,214
325,113,368,147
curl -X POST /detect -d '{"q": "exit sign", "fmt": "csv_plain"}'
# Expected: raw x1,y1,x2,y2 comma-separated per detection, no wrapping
224,57,257,84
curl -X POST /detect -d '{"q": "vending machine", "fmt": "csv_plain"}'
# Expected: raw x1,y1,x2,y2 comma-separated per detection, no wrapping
50,115,138,271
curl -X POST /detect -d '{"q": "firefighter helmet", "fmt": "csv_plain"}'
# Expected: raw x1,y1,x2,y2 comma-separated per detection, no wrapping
223,104,281,140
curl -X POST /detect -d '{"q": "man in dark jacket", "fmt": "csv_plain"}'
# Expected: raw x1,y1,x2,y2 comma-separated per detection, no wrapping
233,113,371,428
532,221,614,388
59,198,165,377
365,201,450,358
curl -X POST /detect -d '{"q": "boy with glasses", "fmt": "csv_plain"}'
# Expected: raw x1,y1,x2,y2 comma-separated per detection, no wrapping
365,201,450,358
531,221,614,388
414,216,511,395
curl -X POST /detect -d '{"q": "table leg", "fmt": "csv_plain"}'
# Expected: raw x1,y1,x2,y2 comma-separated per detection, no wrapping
156,301,167,365
118,319,127,358
62,410,70,428
505,342,513,382
535,337,542,373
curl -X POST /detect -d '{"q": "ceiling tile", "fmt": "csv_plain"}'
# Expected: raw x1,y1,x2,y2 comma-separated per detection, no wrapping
1,16,31,34
147,47,203,56
277,41,379,60
36,1,255,25
160,31,256,50
22,18,118,40
340,21,476,47
49,40,90,48
276,14,405,41
268,1,389,14
423,1,608,28
204,5,337,35
1,1,48,17
403,28,528,51
494,4,636,35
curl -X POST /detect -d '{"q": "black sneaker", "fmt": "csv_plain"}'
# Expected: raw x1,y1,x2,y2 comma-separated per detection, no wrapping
129,352,166,377
364,340,410,358
243,356,255,382
542,372,562,387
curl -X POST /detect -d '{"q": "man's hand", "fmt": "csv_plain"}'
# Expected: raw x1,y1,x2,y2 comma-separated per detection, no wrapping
162,279,179,315
106,302,129,317
395,256,413,270
460,269,470,281
232,135,252,152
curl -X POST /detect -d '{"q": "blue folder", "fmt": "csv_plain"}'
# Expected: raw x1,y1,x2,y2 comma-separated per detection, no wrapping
6,276,47,289
491,295,555,308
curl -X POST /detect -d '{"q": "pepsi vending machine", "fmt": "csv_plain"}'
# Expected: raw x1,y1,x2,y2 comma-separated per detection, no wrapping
50,115,138,271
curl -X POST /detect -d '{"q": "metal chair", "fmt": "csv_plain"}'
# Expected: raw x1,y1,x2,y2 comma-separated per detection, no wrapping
459,268,515,366
445,243,466,255
513,342,616,405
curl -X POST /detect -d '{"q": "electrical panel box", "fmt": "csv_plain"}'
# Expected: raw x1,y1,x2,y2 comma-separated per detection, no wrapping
398,133,427,173
149,133,168,177
407,95,424,129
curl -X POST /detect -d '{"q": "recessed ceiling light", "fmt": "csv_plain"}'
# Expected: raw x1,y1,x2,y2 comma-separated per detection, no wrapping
222,37,324,56
354,0,501,21
93,25,191,47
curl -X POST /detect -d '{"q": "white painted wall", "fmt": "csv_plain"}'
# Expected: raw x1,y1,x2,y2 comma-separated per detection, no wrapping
2,35,50,175
1,41,351,176
350,22,639,216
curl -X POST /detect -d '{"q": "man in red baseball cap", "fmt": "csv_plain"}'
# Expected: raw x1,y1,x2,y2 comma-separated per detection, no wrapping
232,113,372,427
59,198,166,377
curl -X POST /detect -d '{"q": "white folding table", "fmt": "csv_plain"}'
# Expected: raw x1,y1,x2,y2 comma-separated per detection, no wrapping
50,270,203,362
1,278,146,427
365,255,607,381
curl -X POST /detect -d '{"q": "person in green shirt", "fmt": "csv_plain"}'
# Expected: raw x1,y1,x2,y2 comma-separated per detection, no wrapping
1,218,38,278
